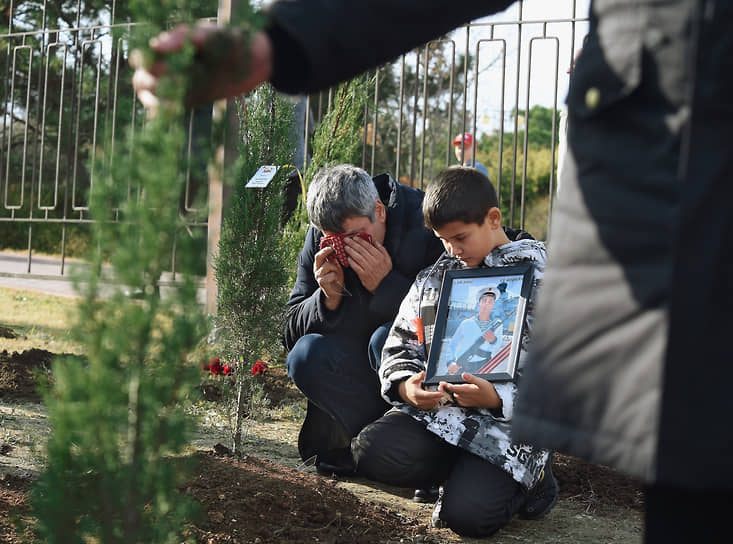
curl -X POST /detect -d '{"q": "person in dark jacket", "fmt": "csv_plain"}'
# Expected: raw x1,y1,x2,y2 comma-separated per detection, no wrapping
133,2,733,541
283,164,444,474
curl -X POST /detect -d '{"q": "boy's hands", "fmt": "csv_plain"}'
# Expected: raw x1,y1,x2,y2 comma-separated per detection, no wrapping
314,246,345,311
439,373,502,410
344,236,392,293
399,371,444,410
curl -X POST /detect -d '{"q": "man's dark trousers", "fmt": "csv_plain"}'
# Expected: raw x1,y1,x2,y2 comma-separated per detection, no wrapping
287,332,390,460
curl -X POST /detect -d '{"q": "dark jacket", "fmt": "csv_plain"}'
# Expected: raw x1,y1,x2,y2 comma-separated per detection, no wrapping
269,0,733,490
283,173,444,350
513,0,733,490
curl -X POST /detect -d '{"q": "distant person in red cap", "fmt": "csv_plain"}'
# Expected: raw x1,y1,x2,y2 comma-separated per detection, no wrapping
452,132,490,180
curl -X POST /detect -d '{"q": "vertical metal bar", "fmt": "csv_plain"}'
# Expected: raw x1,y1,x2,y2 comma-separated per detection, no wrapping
546,33,560,239
446,40,455,167
408,50,420,186
394,55,406,181
418,44,430,186
370,68,379,175
361,90,368,170
5,45,33,211
303,95,311,173
509,1,523,226
495,33,507,207
459,22,470,163
38,43,67,213
521,39,533,229
26,0,50,272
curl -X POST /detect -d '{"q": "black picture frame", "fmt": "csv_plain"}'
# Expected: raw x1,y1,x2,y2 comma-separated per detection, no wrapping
423,264,534,387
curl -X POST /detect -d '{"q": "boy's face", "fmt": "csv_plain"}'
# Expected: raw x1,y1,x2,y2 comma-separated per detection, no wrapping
432,208,503,268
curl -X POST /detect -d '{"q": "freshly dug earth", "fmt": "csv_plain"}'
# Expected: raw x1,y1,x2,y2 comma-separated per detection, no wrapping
0,347,644,543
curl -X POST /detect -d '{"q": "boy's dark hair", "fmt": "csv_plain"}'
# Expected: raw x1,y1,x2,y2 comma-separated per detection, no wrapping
423,166,499,230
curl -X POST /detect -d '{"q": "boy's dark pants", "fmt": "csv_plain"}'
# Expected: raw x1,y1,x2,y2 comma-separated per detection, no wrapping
353,410,526,538
286,332,390,459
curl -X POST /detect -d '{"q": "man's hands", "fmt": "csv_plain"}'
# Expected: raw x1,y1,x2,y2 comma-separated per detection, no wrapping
130,22,273,113
314,235,393,311
314,246,346,311
344,236,392,293
398,372,445,410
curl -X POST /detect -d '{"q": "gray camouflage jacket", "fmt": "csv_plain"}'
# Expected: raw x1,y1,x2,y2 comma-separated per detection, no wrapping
379,239,549,489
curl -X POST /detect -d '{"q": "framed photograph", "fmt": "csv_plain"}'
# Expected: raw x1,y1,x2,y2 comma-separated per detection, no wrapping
423,264,534,387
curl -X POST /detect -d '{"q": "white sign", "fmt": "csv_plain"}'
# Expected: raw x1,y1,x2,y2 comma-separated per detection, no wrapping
246,165,281,188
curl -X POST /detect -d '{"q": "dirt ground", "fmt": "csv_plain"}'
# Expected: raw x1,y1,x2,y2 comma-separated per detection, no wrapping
0,344,645,543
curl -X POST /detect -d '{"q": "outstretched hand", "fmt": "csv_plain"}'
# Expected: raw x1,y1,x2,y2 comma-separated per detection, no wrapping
130,22,273,113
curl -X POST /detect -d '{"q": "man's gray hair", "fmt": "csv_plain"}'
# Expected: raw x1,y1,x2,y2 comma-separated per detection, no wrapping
306,164,379,233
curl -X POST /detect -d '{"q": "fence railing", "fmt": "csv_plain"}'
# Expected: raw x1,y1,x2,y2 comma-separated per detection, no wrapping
0,2,589,311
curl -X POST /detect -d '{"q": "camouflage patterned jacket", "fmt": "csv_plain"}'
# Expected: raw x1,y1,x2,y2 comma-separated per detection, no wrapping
379,239,548,489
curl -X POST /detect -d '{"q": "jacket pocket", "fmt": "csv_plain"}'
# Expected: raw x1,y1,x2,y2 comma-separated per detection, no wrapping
567,2,645,118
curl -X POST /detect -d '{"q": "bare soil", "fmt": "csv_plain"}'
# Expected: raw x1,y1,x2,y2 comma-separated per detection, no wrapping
0,345,645,543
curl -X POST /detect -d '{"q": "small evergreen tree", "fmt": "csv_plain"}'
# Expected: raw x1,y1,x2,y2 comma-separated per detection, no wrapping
30,1,260,541
214,85,296,454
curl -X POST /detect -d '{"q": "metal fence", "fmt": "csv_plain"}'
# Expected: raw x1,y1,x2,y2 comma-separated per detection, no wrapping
0,2,589,310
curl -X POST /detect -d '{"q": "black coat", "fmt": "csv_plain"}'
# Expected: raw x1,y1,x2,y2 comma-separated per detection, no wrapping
513,0,733,490
267,0,733,489
283,173,444,350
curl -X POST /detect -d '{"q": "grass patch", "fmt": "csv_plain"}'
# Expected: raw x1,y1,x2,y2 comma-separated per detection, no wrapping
0,287,83,355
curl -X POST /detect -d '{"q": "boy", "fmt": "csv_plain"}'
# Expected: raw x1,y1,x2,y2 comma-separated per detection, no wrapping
352,166,557,538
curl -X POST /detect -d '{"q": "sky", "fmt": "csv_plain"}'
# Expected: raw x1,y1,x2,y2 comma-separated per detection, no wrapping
448,0,591,135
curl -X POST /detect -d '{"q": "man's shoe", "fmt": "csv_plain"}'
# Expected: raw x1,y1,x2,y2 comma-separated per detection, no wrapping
315,447,356,477
519,455,559,520
413,486,440,503
298,401,351,462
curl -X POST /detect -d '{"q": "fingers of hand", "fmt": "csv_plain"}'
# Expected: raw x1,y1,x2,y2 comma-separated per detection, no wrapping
150,23,190,52
344,237,379,267
415,389,444,409
314,247,338,268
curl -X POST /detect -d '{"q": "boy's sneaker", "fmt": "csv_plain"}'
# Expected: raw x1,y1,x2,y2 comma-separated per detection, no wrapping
430,486,447,528
519,455,559,520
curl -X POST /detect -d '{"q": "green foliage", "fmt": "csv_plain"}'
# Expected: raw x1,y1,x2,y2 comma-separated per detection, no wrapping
216,86,295,362
307,75,370,178
214,85,295,452
29,2,239,542
281,75,370,277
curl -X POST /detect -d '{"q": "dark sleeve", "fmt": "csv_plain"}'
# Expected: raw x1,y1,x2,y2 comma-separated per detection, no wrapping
368,240,443,322
368,268,412,323
282,227,346,350
503,226,535,241
265,0,516,94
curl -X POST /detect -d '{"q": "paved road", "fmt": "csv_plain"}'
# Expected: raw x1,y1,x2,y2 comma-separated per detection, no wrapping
0,251,206,303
